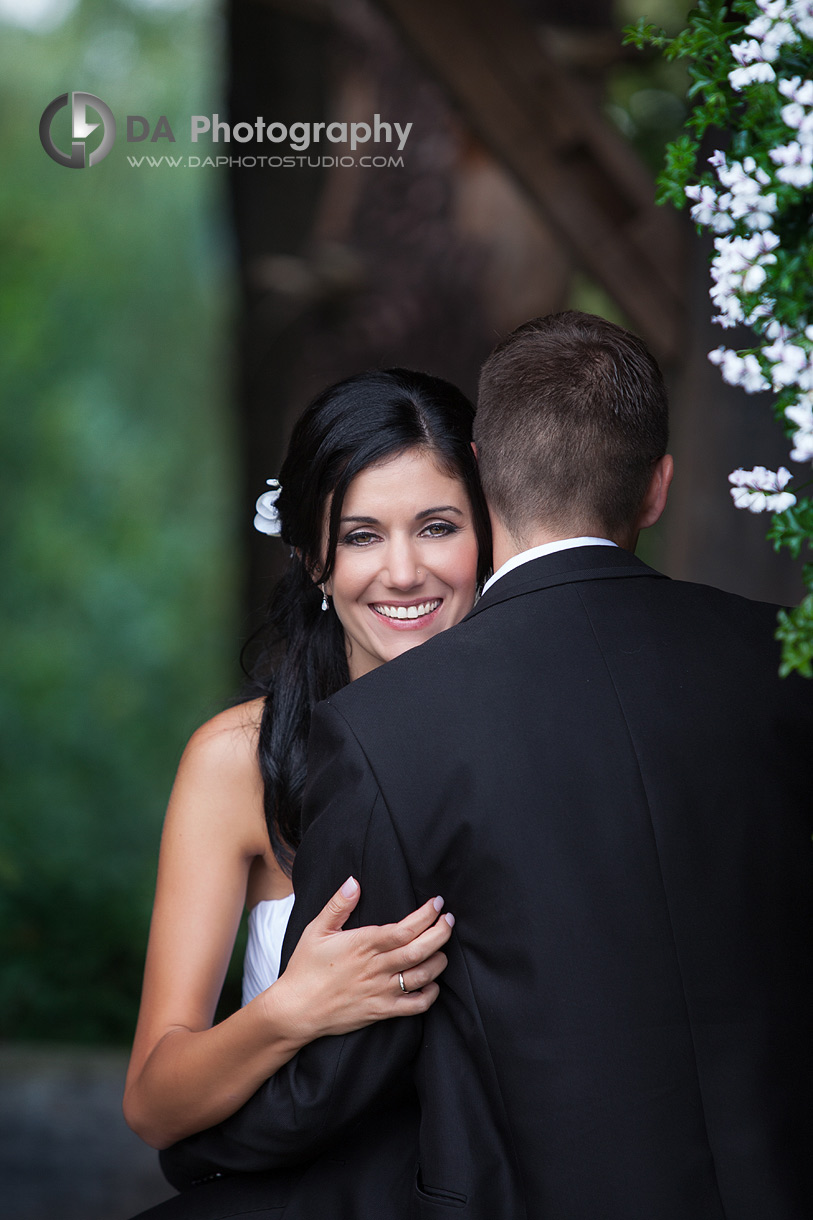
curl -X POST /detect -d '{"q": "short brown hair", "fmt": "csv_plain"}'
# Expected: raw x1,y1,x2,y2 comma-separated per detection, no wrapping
474,311,669,540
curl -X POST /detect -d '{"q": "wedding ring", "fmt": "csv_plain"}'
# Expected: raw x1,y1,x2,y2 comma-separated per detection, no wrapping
398,972,407,993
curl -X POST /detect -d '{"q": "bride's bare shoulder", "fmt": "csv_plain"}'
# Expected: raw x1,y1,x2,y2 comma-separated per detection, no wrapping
187,698,265,755
161,699,286,888
175,699,266,820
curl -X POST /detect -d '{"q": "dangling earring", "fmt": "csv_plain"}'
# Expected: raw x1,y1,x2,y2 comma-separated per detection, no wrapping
320,585,329,612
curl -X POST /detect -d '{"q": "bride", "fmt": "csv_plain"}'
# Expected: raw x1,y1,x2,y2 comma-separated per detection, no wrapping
123,368,492,1153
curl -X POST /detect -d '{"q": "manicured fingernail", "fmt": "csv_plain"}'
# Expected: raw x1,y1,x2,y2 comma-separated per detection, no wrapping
445,913,455,927
341,876,359,898
433,896,444,912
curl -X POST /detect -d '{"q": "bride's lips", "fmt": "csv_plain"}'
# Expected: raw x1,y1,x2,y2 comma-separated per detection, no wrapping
368,598,444,630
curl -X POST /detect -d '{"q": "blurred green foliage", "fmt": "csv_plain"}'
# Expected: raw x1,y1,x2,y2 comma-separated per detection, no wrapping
609,0,693,173
0,0,239,1043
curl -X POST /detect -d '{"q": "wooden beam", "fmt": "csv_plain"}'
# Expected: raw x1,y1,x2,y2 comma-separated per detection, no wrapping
369,0,685,361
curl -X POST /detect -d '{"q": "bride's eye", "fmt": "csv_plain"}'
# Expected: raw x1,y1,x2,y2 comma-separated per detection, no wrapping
341,530,380,546
421,521,459,538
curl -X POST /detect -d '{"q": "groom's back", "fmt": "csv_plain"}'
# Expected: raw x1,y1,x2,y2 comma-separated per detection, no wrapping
332,551,813,1220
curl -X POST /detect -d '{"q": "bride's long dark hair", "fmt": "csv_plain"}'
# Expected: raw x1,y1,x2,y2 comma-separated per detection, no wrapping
243,368,492,874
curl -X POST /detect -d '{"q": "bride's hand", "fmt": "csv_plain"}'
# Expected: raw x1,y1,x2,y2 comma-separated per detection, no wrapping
266,877,454,1046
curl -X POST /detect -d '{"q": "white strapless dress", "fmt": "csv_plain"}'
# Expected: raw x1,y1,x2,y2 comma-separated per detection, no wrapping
241,893,295,1006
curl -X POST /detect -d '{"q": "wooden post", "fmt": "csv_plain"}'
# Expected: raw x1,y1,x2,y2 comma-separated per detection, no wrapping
369,0,685,362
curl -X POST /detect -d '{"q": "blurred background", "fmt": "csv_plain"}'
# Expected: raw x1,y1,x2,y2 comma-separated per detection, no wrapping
0,0,804,1215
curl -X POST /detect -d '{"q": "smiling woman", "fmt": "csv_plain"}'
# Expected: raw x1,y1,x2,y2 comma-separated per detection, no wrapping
124,368,491,1156
252,368,492,868
328,448,481,678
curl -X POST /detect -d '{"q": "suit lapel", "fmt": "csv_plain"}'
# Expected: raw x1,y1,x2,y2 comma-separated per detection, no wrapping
467,546,668,620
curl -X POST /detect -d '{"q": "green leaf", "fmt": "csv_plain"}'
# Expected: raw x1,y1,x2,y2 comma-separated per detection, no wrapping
767,501,813,559
776,595,813,678
621,19,671,49
655,134,701,206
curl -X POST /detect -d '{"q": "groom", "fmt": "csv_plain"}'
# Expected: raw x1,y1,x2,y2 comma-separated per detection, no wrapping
161,312,813,1218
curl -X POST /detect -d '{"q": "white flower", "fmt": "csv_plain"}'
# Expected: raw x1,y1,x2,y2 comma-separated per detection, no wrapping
731,465,793,490
709,347,771,391
746,15,771,39
786,394,813,461
712,205,736,233
786,398,813,428
755,11,798,43
747,263,770,291
779,75,813,106
708,232,780,327
757,0,789,19
780,101,806,128
770,140,813,185
762,338,811,388
719,230,780,263
731,191,778,230
729,61,776,90
763,20,798,53
709,270,746,326
716,158,767,192
790,0,813,38
254,478,283,536
709,291,744,328
781,102,813,147
741,3,797,50
744,157,768,181
685,182,735,230
779,162,813,185
686,182,717,223
740,353,770,392
731,38,759,63
731,37,779,64
708,157,778,229
709,346,743,381
730,487,796,510
746,298,775,325
790,431,813,461
728,466,797,511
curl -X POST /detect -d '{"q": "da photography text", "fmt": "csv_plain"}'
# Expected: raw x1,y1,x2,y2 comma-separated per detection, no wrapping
39,92,413,169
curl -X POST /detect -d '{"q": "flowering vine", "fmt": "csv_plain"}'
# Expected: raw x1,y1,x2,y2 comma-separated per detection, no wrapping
625,0,813,676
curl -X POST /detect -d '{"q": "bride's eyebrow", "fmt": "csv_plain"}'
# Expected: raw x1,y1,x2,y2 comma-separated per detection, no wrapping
415,505,464,519
340,506,464,525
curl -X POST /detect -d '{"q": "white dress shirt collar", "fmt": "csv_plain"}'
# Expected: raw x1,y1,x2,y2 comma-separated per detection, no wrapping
481,537,618,597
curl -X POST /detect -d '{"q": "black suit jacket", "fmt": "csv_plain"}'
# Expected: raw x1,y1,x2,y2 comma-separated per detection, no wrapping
160,547,813,1219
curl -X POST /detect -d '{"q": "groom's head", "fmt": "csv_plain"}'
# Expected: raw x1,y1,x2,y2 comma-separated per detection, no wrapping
474,311,672,551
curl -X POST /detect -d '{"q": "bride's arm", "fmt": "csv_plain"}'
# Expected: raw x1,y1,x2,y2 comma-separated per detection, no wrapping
123,704,452,1151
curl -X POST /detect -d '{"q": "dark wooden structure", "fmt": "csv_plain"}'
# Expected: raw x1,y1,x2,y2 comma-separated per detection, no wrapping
371,0,684,362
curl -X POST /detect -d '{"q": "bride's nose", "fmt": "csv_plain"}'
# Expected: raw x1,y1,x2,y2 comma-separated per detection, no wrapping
382,537,423,589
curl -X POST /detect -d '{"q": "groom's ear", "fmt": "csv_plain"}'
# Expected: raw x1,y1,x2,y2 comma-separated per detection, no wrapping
471,441,478,459
636,454,674,531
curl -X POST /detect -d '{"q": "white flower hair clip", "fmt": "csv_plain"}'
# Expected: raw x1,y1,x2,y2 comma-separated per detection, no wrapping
254,478,282,536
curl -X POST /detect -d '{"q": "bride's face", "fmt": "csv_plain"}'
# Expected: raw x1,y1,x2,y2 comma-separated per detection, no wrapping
324,447,480,681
